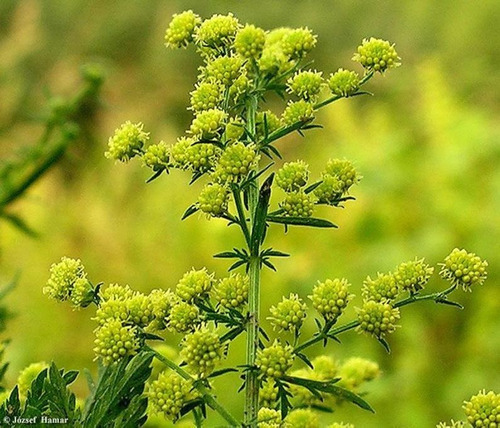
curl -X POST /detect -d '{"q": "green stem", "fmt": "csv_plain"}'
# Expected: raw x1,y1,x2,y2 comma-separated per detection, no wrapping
294,285,459,354
146,346,240,427
244,94,261,428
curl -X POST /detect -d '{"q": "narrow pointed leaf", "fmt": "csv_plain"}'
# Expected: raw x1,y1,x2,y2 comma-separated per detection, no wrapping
267,215,337,228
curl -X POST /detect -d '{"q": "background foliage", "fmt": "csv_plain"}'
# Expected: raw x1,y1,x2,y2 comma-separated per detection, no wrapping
1,1,499,426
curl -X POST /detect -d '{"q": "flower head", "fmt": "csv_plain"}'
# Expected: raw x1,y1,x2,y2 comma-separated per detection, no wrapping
362,272,400,302
287,70,324,100
198,183,230,217
234,24,266,59
276,161,310,192
189,108,227,140
279,190,316,217
213,273,249,310
310,278,353,322
180,326,225,377
44,257,87,302
165,10,201,49
281,28,317,59
268,293,307,332
105,121,148,162
439,248,488,291
285,408,320,428
256,340,294,379
281,100,314,126
195,13,240,49
353,37,401,72
356,300,400,339
328,68,360,97
142,141,170,172
176,268,214,302
148,372,195,420
463,390,500,427
213,142,259,183
394,258,434,293
93,319,140,364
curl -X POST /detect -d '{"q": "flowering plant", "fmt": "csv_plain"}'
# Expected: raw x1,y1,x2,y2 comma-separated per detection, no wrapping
1,11,495,428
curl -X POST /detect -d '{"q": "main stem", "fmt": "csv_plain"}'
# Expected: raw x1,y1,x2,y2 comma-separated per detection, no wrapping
244,94,260,427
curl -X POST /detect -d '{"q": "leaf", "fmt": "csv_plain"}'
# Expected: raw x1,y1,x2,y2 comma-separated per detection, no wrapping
267,215,338,228
282,376,374,413
435,298,464,309
213,251,242,259
250,174,274,254
261,248,290,258
304,181,323,194
207,368,238,379
262,259,277,271
377,336,391,354
296,352,314,369
182,204,199,220
145,169,163,183
228,260,246,271
0,212,39,237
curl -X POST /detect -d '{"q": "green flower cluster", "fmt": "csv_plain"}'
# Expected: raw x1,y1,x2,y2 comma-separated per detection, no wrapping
310,278,353,323
337,357,380,391
256,340,295,379
198,183,230,217
287,70,324,101
394,257,434,293
257,407,282,428
142,141,170,172
213,272,249,310
280,190,316,217
164,10,201,49
314,158,360,204
281,100,315,126
44,257,93,308
147,371,196,421
353,37,401,73
175,268,214,302
463,390,500,427
328,68,360,97
180,326,225,377
234,24,266,59
285,408,319,428
105,121,149,162
17,362,48,399
362,272,400,302
93,318,140,365
268,293,307,332
356,300,400,339
275,161,310,192
213,142,259,183
439,248,488,291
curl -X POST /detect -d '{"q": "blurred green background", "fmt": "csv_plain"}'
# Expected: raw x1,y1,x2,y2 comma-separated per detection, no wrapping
1,1,499,426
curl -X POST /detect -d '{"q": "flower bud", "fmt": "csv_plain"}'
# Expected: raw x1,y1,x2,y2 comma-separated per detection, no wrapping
352,37,401,73
259,379,279,408
258,45,290,76
93,319,139,364
256,340,294,378
180,326,225,377
310,278,353,322
439,248,488,291
189,108,227,140
362,272,400,302
194,13,240,48
311,355,338,380
125,292,155,327
285,408,320,428
394,258,434,293
213,142,259,183
99,283,135,301
105,121,148,162
328,68,360,97
275,161,309,192
225,117,246,141
70,277,94,308
190,80,224,111
235,24,266,59
324,158,360,194
279,190,316,217
176,268,214,302
142,141,170,172
164,10,201,49
436,421,465,428
148,372,195,420
338,357,380,390
281,28,317,59
313,174,343,204
213,273,249,310
356,300,400,338
18,362,48,399
268,293,307,332
258,407,282,428
281,100,314,126
204,56,244,86
168,300,200,333
198,183,230,217
44,257,87,302
229,72,251,102
148,289,176,331
287,70,323,101
463,390,500,427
